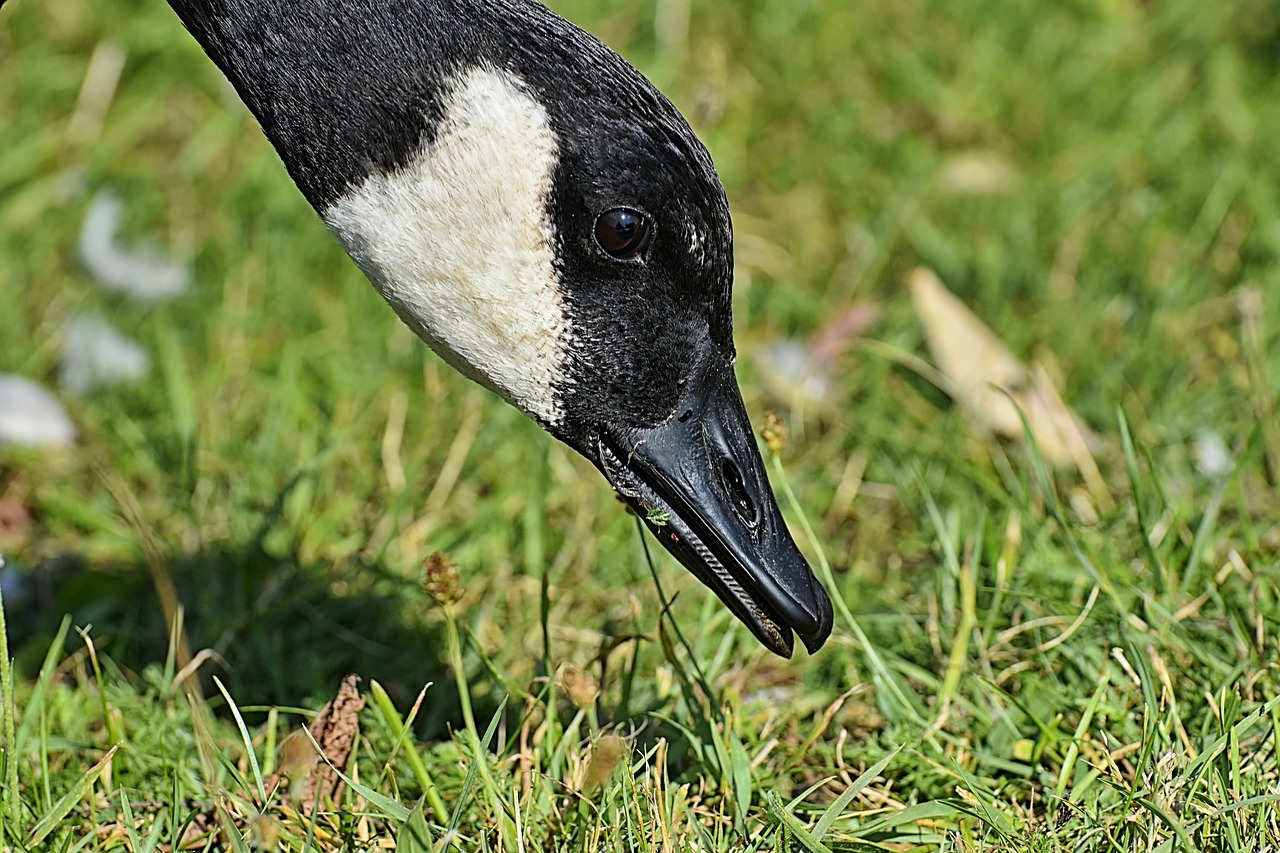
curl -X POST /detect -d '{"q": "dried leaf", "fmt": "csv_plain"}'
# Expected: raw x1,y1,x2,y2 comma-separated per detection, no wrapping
755,301,880,410
266,674,365,812
0,496,32,541
810,302,881,366
910,268,1107,506
910,267,1028,437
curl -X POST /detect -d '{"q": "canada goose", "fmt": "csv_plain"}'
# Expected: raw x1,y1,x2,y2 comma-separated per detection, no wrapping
166,0,834,657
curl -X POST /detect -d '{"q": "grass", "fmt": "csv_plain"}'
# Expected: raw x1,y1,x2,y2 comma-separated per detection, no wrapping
2,0,1280,849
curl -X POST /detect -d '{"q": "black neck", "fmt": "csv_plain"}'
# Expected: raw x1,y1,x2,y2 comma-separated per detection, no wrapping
168,0,566,209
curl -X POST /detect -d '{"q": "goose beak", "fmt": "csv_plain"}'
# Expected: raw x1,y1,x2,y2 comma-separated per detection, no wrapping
589,354,834,657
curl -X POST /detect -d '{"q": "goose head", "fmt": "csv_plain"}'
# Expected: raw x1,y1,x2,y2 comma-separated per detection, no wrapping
169,0,834,656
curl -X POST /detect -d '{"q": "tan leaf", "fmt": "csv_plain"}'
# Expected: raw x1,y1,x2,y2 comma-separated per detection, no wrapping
910,267,1028,440
909,268,1109,510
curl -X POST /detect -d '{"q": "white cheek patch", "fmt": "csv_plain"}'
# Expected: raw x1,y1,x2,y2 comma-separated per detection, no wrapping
323,66,569,425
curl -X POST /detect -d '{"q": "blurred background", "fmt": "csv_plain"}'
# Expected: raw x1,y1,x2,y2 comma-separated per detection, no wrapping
1,0,1278,830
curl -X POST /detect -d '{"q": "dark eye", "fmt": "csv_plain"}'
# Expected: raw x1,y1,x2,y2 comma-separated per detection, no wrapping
594,208,653,259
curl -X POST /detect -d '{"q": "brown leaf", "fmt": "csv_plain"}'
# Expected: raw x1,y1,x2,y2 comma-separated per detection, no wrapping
754,302,881,411
266,674,365,813
0,496,32,540
810,302,881,366
911,268,1027,425
910,268,1108,507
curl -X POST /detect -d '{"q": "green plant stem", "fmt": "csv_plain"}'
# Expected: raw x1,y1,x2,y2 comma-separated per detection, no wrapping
442,606,507,831
0,558,16,843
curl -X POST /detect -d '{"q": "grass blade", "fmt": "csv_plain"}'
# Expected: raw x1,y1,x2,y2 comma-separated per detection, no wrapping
369,679,447,822
14,615,70,762
302,725,411,822
445,695,509,847
813,747,901,841
27,744,119,847
766,791,833,853
212,676,267,805
0,567,16,847
397,799,438,853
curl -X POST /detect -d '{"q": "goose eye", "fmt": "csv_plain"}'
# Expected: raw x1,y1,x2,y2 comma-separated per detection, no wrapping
595,208,653,259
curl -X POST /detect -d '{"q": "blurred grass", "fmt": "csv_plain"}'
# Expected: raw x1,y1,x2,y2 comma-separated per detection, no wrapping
2,0,1280,849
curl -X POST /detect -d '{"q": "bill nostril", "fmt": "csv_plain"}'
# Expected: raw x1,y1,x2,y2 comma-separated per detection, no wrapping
721,460,759,528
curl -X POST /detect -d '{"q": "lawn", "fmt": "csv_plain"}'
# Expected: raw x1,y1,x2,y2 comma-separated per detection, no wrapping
1,0,1279,849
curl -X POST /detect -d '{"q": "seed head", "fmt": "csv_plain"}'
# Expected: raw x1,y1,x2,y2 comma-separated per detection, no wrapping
423,551,463,606
559,663,599,709
582,734,628,789
761,411,788,455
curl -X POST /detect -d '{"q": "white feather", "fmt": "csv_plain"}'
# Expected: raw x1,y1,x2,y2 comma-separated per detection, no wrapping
324,66,570,425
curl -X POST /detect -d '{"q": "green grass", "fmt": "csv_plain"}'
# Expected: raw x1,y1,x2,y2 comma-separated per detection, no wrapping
3,0,1280,849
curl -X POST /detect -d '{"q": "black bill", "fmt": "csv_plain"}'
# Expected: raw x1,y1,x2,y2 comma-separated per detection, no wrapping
588,354,834,657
